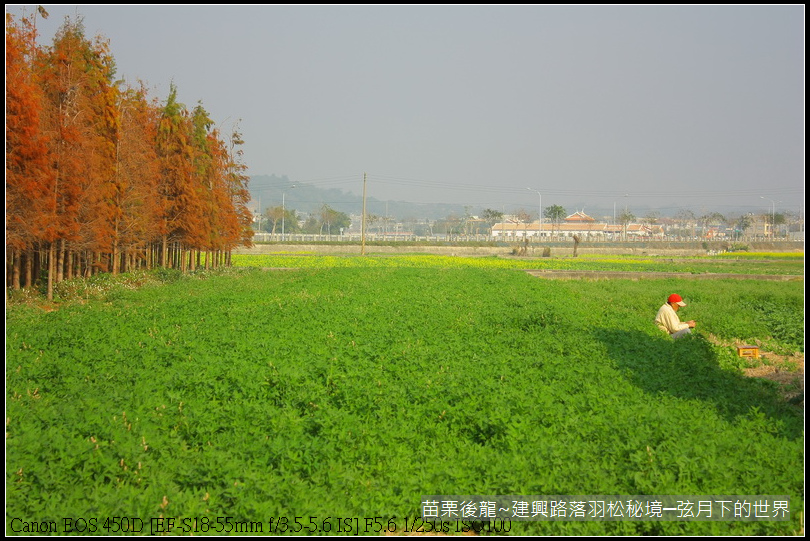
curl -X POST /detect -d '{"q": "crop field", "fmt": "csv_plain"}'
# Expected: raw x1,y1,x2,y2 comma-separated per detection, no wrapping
232,252,805,275
6,254,804,535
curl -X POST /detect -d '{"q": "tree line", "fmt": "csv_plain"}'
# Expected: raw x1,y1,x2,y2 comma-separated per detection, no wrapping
260,204,351,236
6,12,253,300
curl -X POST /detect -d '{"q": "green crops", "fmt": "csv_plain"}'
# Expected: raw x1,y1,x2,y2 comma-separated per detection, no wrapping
6,265,804,535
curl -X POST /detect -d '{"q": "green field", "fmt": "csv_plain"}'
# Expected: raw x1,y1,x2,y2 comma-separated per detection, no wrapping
6,254,804,535
231,252,805,275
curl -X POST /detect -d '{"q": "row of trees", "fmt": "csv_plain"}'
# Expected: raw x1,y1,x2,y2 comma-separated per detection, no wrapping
483,206,791,239
355,206,796,240
6,12,253,299
260,204,351,236
668,210,794,239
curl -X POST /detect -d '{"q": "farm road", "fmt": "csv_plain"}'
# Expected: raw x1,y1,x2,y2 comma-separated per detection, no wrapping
525,270,802,281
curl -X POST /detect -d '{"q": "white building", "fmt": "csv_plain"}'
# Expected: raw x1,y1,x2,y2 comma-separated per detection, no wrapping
491,211,654,239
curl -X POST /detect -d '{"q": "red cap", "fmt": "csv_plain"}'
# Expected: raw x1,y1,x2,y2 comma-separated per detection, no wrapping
668,294,686,306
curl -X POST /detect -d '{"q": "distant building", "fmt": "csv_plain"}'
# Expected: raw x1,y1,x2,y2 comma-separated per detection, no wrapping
745,215,771,238
492,211,638,238
564,210,596,223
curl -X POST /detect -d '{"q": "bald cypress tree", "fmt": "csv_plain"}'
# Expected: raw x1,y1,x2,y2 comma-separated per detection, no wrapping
6,14,52,291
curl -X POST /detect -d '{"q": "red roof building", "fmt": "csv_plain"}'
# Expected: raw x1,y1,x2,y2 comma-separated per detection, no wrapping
564,211,596,223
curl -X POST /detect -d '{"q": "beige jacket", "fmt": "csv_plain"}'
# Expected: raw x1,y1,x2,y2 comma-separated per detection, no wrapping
655,303,689,334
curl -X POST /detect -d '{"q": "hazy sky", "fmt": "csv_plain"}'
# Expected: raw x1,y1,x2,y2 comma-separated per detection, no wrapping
10,5,805,217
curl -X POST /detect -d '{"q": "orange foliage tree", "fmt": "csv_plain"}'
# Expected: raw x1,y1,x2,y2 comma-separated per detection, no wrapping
6,13,54,290
5,13,253,298
112,83,162,274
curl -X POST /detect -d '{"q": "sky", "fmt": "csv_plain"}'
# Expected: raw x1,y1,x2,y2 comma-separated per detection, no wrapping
8,5,805,219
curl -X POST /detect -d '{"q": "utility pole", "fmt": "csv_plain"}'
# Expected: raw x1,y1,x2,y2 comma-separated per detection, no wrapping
527,188,542,241
281,184,295,241
361,172,367,255
760,196,780,238
256,197,263,235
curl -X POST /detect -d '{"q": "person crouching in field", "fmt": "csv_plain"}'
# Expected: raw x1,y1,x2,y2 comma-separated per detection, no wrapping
655,293,696,339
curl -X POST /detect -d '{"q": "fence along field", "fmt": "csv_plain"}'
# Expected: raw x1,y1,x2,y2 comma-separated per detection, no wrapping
5,255,804,535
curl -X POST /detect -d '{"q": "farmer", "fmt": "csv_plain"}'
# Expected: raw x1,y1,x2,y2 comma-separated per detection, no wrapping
655,293,695,339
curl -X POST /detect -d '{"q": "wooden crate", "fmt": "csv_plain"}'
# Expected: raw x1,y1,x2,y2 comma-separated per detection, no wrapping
737,345,760,359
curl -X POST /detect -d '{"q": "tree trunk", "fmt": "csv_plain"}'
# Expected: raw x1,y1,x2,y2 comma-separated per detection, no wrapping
56,239,66,283
66,246,74,279
47,242,56,301
11,247,21,290
112,239,120,275
26,249,35,288
161,235,168,268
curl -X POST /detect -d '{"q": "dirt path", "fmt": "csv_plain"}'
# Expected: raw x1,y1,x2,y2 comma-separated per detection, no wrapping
525,270,802,281
742,353,804,404
704,334,804,405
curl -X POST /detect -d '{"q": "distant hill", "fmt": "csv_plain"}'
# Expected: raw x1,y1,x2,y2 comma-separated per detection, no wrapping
247,174,468,221
247,175,717,222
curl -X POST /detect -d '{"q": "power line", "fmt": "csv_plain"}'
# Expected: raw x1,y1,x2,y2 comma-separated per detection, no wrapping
359,173,803,200
249,172,803,215
250,171,802,201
